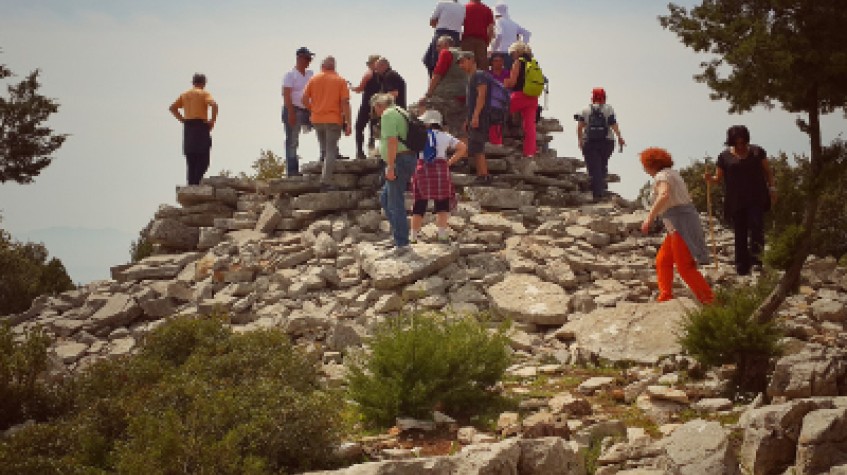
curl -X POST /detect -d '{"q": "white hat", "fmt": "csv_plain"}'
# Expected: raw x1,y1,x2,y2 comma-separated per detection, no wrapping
418,109,443,126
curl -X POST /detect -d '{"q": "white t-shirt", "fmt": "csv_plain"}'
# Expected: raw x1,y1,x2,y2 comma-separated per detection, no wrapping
577,103,617,142
653,168,692,232
282,68,313,108
491,18,531,53
431,1,465,32
420,129,460,160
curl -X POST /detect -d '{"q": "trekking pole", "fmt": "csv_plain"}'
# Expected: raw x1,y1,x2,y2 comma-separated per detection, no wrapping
706,165,718,270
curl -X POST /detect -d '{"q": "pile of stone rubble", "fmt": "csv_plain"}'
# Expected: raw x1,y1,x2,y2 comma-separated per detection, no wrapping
4,116,847,475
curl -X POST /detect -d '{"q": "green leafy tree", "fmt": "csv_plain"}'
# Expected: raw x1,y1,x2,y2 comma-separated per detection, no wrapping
660,1,847,323
0,52,67,184
0,219,75,315
250,149,286,181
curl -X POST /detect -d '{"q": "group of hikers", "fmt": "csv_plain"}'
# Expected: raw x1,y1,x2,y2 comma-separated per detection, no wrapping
168,0,778,306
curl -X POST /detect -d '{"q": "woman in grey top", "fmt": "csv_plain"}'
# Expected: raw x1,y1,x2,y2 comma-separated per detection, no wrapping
640,147,714,304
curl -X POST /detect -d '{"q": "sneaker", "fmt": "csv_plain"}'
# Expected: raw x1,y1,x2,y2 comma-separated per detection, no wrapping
337,154,350,160
392,245,411,257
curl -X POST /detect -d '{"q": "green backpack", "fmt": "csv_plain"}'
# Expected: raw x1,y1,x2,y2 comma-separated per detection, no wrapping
520,57,545,97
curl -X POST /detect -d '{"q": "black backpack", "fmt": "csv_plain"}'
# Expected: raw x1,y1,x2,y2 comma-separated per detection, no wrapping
397,108,428,153
586,105,609,142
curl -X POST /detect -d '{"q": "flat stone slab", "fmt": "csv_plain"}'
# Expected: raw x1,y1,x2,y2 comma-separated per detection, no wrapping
558,298,698,364
358,243,460,290
176,185,217,207
466,187,535,210
487,273,572,325
291,191,364,211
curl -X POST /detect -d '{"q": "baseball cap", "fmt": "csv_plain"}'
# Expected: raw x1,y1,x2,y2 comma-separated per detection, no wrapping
455,50,475,64
418,109,443,126
296,47,315,58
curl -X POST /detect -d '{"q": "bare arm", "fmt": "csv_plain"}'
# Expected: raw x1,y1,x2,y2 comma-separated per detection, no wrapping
352,70,372,94
430,18,438,28
169,101,183,123
577,122,585,150
342,99,352,135
283,86,296,127
447,141,468,166
425,73,443,98
611,123,625,147
705,166,724,184
487,23,495,44
642,180,670,234
762,157,777,204
208,101,218,130
503,60,520,89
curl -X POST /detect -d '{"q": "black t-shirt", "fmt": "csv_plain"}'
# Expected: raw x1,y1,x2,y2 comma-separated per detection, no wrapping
717,144,770,216
379,69,407,108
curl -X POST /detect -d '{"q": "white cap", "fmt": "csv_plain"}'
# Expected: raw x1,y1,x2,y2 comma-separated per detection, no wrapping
418,109,443,126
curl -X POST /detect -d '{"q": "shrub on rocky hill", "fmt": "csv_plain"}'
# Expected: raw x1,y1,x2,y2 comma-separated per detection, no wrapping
678,276,782,392
346,313,512,427
0,316,343,474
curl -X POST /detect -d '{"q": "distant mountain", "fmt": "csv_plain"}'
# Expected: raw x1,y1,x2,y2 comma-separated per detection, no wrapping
19,227,136,285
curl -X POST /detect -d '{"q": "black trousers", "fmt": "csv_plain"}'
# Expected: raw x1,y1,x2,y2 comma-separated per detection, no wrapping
354,104,374,156
186,152,210,186
731,204,765,275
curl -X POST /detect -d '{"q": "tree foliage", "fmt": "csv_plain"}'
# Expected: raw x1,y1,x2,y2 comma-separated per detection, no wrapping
660,1,847,322
0,52,67,184
0,220,74,316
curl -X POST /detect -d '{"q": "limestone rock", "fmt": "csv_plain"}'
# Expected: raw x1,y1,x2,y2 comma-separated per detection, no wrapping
660,419,740,475
548,391,593,416
795,407,847,475
465,187,535,210
86,294,142,332
255,202,283,233
558,299,697,365
291,191,363,211
54,341,89,364
811,298,847,322
517,438,585,475
313,232,338,258
176,185,216,206
148,218,200,251
487,273,572,325
768,347,847,399
358,243,459,290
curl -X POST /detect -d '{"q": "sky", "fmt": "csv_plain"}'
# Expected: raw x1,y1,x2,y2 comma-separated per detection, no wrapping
0,0,844,283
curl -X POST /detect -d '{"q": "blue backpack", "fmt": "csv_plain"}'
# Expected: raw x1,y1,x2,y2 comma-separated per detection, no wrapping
421,130,438,164
485,72,510,125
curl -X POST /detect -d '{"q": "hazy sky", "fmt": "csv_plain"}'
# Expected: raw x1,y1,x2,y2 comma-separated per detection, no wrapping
0,0,844,280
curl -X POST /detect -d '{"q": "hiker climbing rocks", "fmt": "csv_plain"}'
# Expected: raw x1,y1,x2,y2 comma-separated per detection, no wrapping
503,41,540,160
640,147,714,305
576,87,625,202
352,54,381,159
372,93,417,254
489,2,531,71
487,52,509,146
301,56,352,191
457,50,492,182
375,57,407,109
462,0,495,70
424,0,464,77
282,46,316,176
410,110,467,244
422,35,469,137
169,73,218,186
705,125,777,276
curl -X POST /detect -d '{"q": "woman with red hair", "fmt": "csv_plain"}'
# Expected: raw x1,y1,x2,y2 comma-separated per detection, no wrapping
640,147,714,304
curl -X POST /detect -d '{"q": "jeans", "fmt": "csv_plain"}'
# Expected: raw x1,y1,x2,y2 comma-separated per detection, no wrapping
314,123,342,184
282,106,312,175
731,204,765,275
582,139,615,199
380,152,417,247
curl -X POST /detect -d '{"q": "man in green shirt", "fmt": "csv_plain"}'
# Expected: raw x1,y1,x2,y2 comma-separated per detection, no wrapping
371,93,417,253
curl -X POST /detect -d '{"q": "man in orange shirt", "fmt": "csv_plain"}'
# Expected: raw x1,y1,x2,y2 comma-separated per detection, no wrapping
302,56,352,190
169,73,218,185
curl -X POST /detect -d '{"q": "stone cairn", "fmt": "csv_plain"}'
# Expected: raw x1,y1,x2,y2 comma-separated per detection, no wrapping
4,115,847,475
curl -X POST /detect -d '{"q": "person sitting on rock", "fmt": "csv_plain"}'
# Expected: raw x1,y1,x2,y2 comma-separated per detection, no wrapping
411,110,467,244
422,35,469,138
640,147,714,305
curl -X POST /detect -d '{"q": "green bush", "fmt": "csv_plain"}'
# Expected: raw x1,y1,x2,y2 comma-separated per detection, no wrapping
678,276,782,392
764,224,805,270
0,316,342,474
346,313,512,427
0,324,72,431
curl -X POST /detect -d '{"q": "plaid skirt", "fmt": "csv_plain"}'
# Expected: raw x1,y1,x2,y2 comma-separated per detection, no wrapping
411,159,456,210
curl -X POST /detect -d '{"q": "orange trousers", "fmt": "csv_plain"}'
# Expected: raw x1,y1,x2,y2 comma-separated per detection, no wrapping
656,232,714,304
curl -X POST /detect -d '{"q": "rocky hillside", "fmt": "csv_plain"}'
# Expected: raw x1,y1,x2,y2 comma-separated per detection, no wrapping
4,117,847,474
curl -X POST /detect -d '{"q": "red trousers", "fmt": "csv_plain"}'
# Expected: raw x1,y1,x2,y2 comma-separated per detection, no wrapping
509,91,538,157
656,232,714,304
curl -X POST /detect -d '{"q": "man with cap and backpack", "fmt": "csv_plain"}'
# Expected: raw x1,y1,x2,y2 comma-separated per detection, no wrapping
576,87,626,202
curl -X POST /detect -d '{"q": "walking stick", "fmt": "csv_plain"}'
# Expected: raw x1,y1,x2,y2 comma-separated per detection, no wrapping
706,166,718,270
